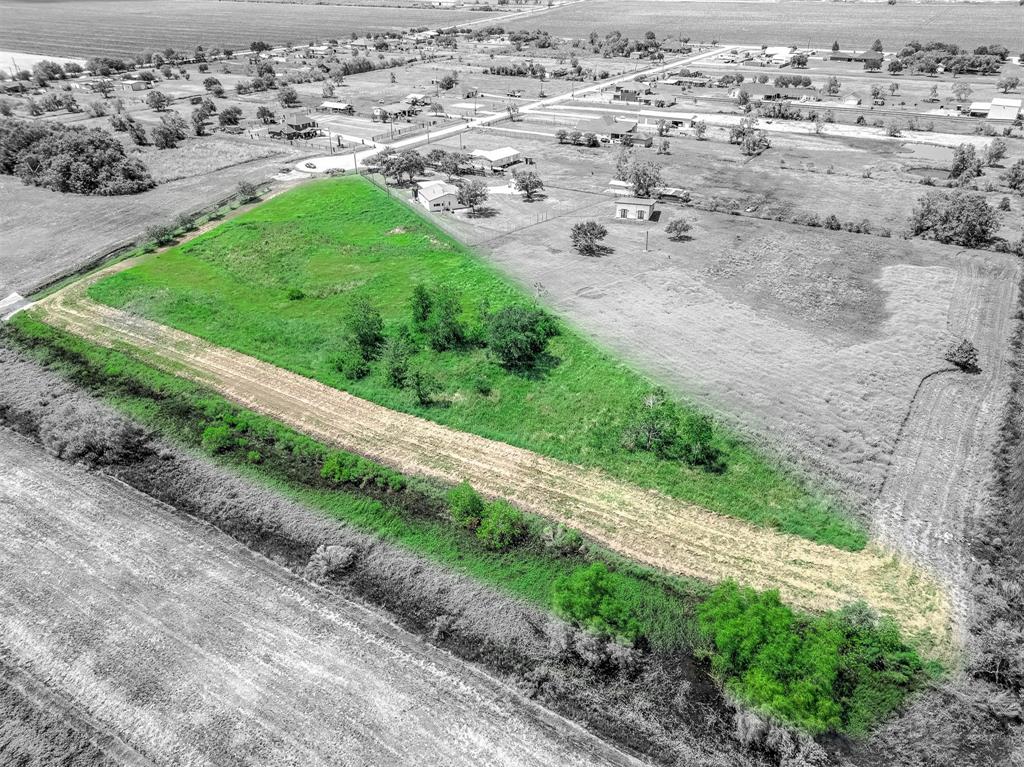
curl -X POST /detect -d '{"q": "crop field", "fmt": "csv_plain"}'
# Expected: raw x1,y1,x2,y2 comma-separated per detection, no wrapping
532,0,1023,51
0,428,642,767
0,0,477,58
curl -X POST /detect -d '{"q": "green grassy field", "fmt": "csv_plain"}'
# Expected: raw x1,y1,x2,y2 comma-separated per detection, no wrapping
88,175,866,550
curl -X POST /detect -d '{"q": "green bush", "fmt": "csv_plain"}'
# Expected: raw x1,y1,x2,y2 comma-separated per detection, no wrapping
485,305,558,369
446,481,485,529
552,562,642,642
476,500,527,551
332,344,370,380
201,422,240,454
697,582,923,735
320,450,406,492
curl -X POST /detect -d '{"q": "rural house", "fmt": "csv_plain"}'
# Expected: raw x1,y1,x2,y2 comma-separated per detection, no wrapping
271,115,319,139
318,100,354,114
614,198,656,221
373,103,414,122
415,180,459,212
612,83,651,102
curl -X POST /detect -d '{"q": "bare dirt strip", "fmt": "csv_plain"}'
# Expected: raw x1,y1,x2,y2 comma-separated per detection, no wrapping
31,272,953,656
0,428,646,767
871,252,1022,636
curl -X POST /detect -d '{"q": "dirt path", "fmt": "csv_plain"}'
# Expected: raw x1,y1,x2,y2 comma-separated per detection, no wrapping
871,252,1021,634
0,428,647,767
30,271,953,656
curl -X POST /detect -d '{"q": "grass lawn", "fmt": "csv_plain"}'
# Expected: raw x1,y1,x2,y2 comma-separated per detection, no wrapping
88,175,866,551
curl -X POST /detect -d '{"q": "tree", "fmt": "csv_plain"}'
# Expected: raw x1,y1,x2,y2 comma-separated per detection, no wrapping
997,76,1021,93
202,76,221,91
152,111,188,148
438,151,468,180
191,107,209,136
250,41,272,53
888,58,904,74
621,387,679,456
945,339,980,373
871,39,884,52
627,159,662,197
457,178,488,213
476,500,527,551
344,296,385,360
256,105,275,124
950,143,982,180
146,90,170,111
511,169,544,200
381,325,418,388
984,137,1007,167
665,218,691,240
1006,159,1024,195
410,283,432,328
218,105,243,126
693,119,708,140
438,71,458,90
485,305,558,369
237,180,259,202
95,79,114,98
447,481,485,530
555,128,568,144
928,84,939,102
730,114,770,156
570,220,608,257
831,40,840,53
409,367,440,406
507,103,520,121
126,119,148,146
910,190,998,247
425,285,465,351
952,81,973,102
278,85,300,107
824,76,841,96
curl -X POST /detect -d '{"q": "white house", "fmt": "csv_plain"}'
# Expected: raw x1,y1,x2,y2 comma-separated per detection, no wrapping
318,100,354,114
471,146,521,170
614,198,656,221
416,180,459,212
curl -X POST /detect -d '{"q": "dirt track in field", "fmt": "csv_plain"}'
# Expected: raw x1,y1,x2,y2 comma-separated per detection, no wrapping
32,271,953,654
0,428,646,767
871,252,1021,634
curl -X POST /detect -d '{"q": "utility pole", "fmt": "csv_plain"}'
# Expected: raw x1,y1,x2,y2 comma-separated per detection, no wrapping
645,230,649,252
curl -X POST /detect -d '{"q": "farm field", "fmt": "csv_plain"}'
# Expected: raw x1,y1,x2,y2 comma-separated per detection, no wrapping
0,0,478,58
86,175,865,550
533,0,1023,51
0,428,643,767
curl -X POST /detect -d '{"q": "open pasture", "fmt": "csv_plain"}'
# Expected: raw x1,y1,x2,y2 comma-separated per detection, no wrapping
532,1,1023,51
0,0,477,58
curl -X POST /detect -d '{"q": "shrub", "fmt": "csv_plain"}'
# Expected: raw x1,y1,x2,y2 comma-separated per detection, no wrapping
570,220,608,256
665,218,691,240
425,285,465,351
476,500,527,550
485,304,558,369
409,283,432,328
697,582,923,735
321,450,406,492
681,412,725,473
621,387,679,457
332,344,370,380
447,481,485,529
201,422,240,454
286,287,305,301
380,325,417,388
910,190,998,248
553,562,641,642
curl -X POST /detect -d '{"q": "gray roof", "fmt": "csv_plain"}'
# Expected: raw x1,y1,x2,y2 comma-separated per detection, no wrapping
615,197,656,206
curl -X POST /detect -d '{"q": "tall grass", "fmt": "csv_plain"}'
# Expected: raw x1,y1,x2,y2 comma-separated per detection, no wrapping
87,175,866,550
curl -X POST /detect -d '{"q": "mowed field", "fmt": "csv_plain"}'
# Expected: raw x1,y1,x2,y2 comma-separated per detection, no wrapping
534,0,1023,51
0,0,477,58
0,428,643,767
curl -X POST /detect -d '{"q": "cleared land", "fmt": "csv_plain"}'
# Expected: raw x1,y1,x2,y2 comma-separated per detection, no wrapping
0,427,644,767
31,267,951,655
0,0,477,58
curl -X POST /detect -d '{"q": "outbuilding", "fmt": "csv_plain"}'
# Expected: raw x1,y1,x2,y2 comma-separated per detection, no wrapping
373,103,414,121
989,97,1022,121
416,180,459,212
614,197,656,221
318,100,354,114
471,146,521,170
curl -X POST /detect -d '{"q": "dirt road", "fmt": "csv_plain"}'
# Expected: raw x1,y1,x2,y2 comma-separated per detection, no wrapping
0,428,647,767
30,276,953,656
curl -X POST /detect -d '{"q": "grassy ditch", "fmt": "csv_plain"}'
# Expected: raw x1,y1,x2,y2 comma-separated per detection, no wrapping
4,314,932,736
86,175,866,551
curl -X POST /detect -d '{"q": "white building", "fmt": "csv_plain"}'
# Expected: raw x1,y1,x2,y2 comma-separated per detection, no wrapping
614,198,656,221
417,181,459,212
318,100,354,114
471,146,521,170
989,96,1023,121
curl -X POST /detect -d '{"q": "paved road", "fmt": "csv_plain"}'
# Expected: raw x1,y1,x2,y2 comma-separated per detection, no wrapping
0,428,647,767
297,45,729,173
